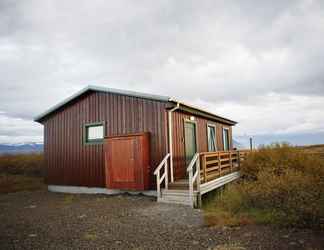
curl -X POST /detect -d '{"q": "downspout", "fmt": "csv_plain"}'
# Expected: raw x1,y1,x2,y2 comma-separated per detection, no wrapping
168,102,180,183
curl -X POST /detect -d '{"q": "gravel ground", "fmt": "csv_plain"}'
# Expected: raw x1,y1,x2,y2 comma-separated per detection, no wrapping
0,190,323,250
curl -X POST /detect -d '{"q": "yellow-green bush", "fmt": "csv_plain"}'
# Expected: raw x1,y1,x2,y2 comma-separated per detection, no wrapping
0,173,44,193
0,153,44,176
204,144,324,229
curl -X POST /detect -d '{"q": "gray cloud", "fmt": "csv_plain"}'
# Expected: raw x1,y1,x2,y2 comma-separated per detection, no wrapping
0,0,324,143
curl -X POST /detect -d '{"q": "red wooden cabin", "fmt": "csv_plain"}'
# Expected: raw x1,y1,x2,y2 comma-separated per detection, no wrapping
35,86,239,205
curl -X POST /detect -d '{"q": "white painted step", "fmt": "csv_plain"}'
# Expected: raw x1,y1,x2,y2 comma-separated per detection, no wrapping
157,189,198,206
159,197,192,206
162,189,189,196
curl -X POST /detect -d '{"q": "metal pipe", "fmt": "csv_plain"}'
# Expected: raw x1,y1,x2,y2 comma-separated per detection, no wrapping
168,102,180,183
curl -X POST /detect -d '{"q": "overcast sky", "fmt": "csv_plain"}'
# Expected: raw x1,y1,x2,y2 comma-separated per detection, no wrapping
1,0,324,145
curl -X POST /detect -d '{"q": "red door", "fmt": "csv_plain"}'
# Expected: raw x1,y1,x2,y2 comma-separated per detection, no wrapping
112,137,135,183
104,133,150,190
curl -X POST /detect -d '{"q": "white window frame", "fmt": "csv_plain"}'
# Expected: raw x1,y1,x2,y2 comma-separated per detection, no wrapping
207,123,217,152
222,127,230,151
84,122,105,145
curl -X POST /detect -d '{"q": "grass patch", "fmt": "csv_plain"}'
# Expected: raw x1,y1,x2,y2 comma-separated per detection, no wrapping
83,232,98,240
62,195,76,205
0,173,44,194
0,153,45,194
0,153,44,176
213,242,246,250
203,144,324,229
203,186,254,227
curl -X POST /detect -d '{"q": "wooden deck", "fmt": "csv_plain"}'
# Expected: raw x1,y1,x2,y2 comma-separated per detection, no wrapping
154,150,250,207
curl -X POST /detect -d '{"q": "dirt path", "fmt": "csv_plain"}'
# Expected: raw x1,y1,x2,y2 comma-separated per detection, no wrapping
0,190,323,249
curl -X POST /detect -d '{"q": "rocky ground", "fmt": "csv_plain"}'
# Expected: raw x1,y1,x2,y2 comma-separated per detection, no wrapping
0,190,323,249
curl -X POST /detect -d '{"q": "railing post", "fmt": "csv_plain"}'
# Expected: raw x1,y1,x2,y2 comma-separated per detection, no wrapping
218,151,221,177
188,167,194,208
165,161,168,190
156,171,161,198
237,150,240,170
196,156,202,208
229,151,232,173
202,154,207,183
170,156,174,183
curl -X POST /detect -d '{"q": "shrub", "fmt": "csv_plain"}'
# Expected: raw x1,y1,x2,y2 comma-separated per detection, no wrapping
242,143,324,180
204,144,324,229
0,173,44,193
0,153,44,176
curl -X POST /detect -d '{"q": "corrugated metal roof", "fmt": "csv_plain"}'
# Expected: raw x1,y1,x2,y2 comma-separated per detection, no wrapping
34,85,237,125
34,85,170,122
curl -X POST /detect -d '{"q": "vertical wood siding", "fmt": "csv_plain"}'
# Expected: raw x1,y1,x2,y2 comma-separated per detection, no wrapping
43,92,168,188
171,111,233,179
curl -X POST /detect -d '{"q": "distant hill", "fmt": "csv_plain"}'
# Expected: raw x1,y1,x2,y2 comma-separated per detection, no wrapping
3,140,246,154
234,132,324,148
1,140,323,154
0,143,43,155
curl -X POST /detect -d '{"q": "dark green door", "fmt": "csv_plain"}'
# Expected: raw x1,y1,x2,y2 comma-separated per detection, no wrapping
184,121,197,166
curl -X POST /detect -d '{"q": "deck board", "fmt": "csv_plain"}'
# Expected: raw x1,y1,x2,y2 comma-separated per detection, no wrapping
200,171,240,195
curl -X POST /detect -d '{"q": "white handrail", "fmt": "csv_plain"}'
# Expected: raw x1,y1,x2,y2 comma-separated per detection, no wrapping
154,153,170,175
186,153,199,172
187,153,201,208
154,153,170,198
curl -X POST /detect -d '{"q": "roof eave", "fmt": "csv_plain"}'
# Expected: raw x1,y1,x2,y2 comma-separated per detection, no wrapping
34,85,237,125
34,85,171,123
168,100,237,126
34,86,91,123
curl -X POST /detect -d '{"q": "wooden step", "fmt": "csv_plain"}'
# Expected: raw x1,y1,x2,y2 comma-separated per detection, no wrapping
173,178,189,184
168,179,197,190
162,189,190,196
157,189,197,206
168,183,189,190
158,197,192,206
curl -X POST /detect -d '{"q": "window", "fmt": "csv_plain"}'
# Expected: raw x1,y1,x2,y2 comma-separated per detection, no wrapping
84,123,104,144
207,124,216,152
223,127,230,151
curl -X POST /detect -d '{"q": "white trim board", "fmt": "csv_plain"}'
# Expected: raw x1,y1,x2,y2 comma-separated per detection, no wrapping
48,185,157,197
200,171,240,195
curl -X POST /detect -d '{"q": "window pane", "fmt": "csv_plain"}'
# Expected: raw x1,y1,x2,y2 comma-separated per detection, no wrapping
211,127,216,151
207,126,216,152
223,129,229,151
87,125,103,141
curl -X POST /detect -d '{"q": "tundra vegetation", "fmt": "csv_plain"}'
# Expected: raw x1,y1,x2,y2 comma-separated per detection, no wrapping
204,144,324,229
1,144,324,230
0,153,44,193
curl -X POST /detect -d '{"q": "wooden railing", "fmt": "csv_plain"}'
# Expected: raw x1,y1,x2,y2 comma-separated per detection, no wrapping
154,153,170,198
200,150,250,184
154,150,251,206
238,149,251,162
186,153,200,208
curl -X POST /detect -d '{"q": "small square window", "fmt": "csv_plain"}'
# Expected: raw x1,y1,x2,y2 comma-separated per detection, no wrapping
85,123,104,144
